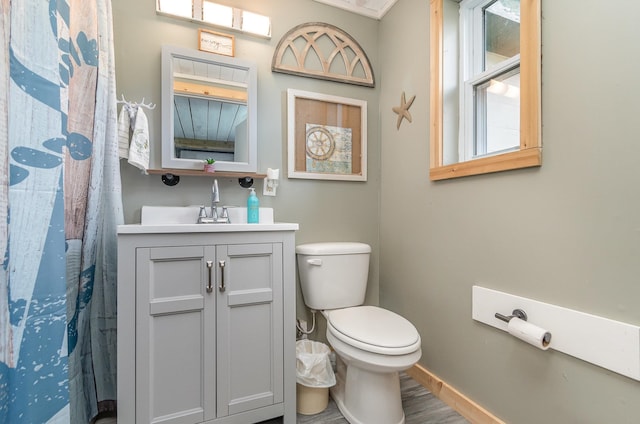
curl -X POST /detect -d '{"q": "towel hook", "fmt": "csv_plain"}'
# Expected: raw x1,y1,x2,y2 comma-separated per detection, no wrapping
139,97,156,110
117,94,156,110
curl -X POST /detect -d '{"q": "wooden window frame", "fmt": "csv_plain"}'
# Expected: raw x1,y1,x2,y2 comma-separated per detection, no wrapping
429,0,541,181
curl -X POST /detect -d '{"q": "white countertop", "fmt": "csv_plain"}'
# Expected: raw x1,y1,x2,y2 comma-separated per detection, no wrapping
118,222,299,234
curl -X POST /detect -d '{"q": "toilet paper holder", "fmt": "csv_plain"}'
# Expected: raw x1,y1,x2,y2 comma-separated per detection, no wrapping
495,308,552,347
495,308,528,323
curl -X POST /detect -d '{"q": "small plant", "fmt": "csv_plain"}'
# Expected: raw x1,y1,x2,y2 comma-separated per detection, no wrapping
204,158,216,164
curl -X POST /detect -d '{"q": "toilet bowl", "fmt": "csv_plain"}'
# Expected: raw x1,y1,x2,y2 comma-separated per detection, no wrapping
324,306,421,424
296,243,422,424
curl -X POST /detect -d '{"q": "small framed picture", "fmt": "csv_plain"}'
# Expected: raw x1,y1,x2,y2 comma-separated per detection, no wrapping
198,29,235,57
287,89,367,181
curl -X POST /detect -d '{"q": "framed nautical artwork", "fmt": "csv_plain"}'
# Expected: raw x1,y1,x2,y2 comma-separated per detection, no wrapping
287,89,367,181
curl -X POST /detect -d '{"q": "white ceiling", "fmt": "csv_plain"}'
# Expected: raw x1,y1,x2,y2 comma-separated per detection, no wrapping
313,0,398,20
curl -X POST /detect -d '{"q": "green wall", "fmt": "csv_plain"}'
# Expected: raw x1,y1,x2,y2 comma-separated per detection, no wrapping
379,0,640,423
112,0,382,313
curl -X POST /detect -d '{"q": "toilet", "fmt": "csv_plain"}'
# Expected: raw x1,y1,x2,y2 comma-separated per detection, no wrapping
296,242,422,424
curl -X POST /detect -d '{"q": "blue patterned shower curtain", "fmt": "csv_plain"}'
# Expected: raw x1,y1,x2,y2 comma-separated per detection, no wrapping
0,0,123,422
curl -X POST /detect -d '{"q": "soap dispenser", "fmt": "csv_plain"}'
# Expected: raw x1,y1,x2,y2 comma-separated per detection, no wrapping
247,187,259,223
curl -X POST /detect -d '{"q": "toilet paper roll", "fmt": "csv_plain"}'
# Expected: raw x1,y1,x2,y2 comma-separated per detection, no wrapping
507,317,552,350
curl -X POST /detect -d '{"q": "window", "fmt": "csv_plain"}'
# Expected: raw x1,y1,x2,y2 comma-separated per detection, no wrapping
429,0,541,181
460,0,521,162
157,0,271,38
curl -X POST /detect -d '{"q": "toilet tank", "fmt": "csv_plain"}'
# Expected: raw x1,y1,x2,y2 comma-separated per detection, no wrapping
296,242,371,310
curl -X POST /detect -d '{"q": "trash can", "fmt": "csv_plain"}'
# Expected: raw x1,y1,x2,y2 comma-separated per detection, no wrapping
296,339,336,415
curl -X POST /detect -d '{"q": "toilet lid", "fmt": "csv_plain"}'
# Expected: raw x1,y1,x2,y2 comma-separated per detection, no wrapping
327,306,420,355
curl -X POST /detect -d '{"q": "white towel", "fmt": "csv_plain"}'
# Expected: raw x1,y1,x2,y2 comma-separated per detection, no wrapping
128,107,149,174
117,105,131,159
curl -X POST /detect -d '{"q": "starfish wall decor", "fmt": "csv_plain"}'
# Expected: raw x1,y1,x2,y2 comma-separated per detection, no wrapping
392,91,416,129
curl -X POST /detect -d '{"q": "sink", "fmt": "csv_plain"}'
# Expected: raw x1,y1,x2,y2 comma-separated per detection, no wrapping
141,205,275,225
120,206,297,235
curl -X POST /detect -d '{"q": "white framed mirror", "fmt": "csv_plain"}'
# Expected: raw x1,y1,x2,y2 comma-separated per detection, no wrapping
161,45,258,172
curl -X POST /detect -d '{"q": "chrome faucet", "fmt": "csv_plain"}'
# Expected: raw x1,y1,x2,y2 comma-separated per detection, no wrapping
211,179,220,219
197,179,230,224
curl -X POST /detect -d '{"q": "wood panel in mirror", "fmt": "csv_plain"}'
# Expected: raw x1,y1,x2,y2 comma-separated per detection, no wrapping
429,0,541,181
162,45,258,173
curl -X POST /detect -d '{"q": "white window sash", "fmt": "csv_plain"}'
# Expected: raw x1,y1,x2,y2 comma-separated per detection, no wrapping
459,0,521,162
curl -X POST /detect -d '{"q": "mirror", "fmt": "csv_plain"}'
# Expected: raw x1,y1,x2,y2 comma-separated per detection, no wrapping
430,0,541,180
161,45,257,172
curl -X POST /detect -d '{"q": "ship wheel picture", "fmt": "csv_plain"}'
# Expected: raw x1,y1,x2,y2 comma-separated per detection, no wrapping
305,126,335,160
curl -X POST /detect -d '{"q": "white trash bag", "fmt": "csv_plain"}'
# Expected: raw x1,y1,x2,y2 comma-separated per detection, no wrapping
296,340,336,388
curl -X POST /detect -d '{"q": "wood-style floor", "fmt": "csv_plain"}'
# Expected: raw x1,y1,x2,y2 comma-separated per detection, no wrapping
94,374,469,424
260,373,469,424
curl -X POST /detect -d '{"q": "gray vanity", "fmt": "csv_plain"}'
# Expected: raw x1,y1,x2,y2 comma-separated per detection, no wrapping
116,41,296,422
117,218,298,423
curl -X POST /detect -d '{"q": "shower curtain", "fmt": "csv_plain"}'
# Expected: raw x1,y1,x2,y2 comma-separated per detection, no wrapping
0,0,123,422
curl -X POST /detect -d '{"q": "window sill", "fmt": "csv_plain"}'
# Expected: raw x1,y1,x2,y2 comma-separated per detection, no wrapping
429,147,541,181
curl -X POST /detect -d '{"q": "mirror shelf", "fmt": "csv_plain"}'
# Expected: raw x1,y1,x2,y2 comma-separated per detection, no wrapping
147,168,267,179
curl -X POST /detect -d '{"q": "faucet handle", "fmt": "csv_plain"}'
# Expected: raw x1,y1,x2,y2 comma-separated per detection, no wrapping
221,207,230,223
197,205,208,224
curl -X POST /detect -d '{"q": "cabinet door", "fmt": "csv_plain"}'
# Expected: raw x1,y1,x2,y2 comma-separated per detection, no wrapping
136,246,215,424
215,243,284,417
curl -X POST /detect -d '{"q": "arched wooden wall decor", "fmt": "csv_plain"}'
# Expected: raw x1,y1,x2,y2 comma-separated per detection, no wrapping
272,22,375,87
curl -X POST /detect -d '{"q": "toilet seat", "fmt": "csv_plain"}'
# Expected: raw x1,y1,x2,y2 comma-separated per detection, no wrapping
326,306,421,356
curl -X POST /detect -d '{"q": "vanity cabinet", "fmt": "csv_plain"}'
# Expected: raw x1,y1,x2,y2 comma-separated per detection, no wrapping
117,227,297,424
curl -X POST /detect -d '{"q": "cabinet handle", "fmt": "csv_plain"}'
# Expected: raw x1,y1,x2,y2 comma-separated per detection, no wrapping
219,260,226,292
206,261,213,293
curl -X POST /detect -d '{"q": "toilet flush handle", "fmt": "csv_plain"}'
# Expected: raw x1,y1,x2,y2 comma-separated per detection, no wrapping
307,259,322,266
